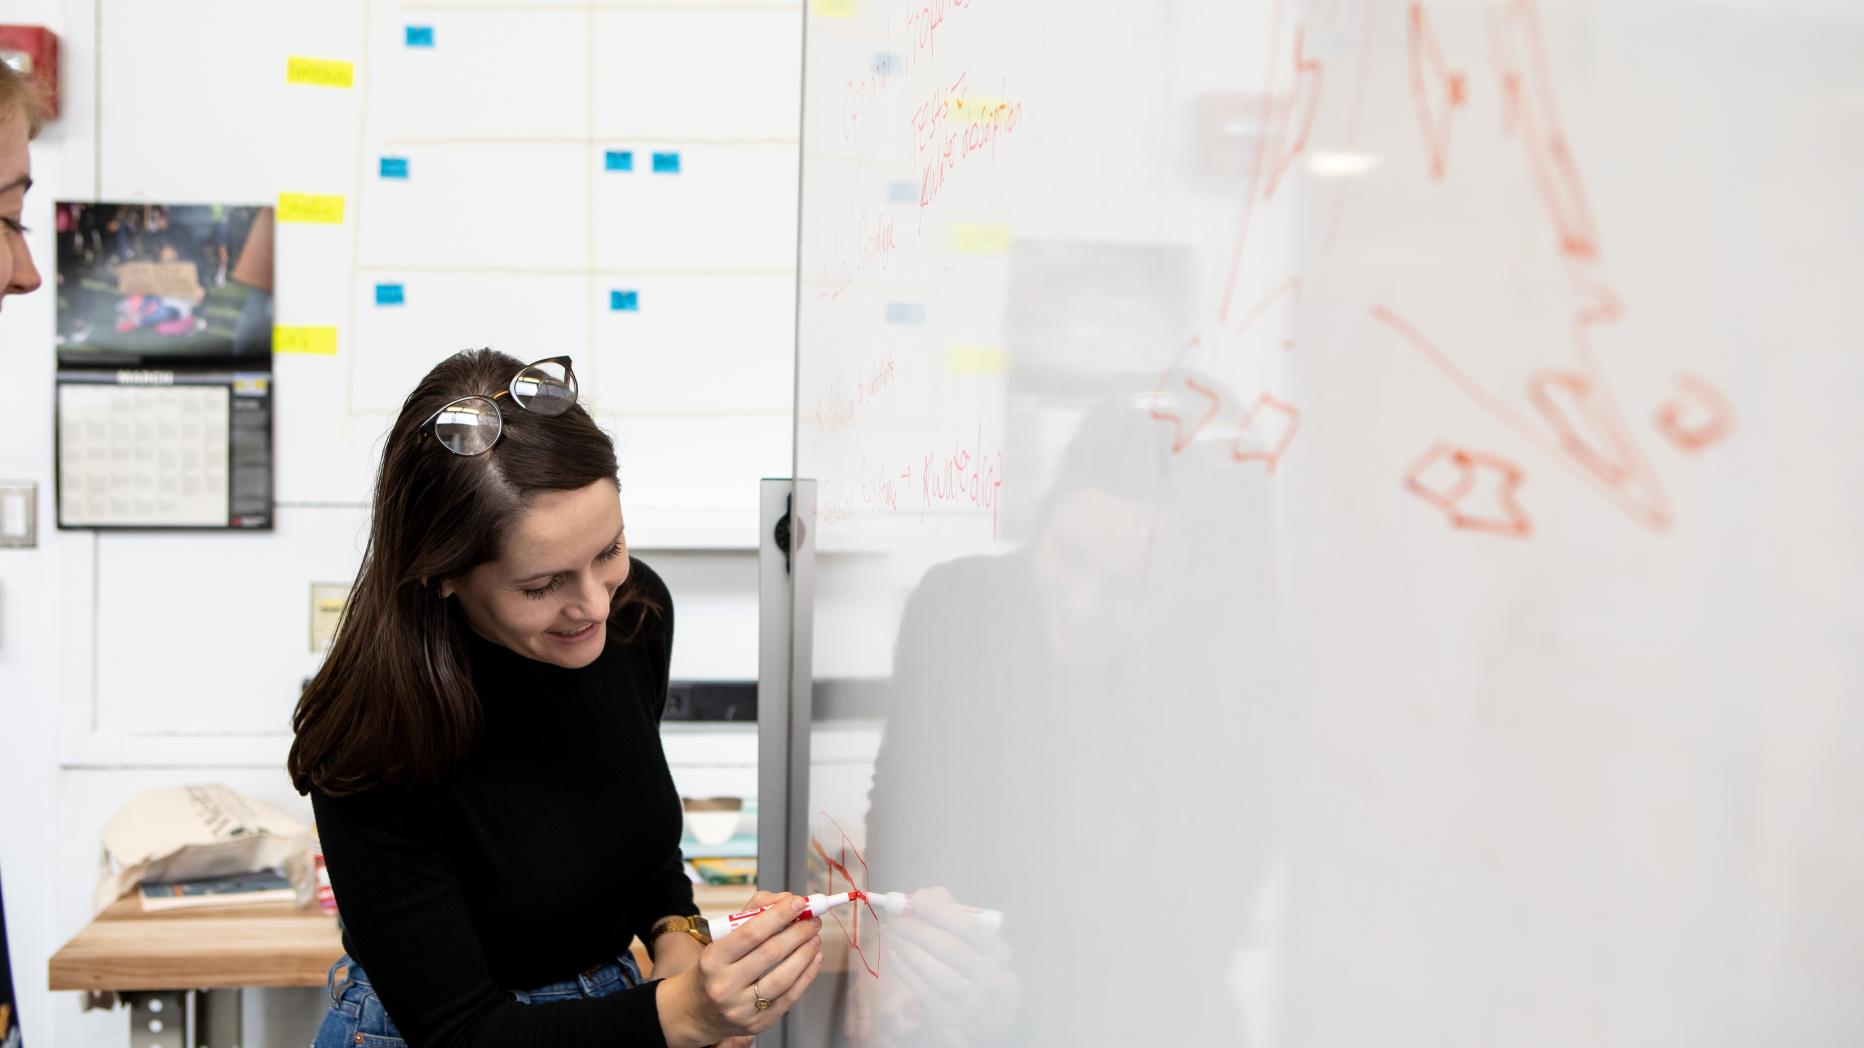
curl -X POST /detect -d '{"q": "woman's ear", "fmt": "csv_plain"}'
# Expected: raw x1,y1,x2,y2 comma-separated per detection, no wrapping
436,578,456,599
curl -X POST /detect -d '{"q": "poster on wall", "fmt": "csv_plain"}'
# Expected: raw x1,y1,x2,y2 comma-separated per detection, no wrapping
53,202,274,368
0,869,21,1048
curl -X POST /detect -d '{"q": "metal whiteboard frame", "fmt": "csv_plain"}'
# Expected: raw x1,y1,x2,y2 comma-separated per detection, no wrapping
757,478,816,1048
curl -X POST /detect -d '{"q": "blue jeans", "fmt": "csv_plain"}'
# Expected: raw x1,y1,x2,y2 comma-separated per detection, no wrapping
311,951,646,1047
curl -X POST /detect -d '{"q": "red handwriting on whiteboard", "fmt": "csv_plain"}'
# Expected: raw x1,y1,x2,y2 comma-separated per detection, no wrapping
861,352,898,402
814,381,858,432
818,210,898,303
812,352,899,433
908,74,953,156
1653,373,1735,453
817,432,1003,537
904,0,973,75
861,457,912,512
818,486,858,526
920,423,1005,537
912,72,1024,228
812,813,883,979
844,53,900,142
1404,441,1533,537
1406,2,1465,179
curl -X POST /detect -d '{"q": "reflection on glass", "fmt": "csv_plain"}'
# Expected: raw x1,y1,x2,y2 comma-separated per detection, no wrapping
830,379,1291,1046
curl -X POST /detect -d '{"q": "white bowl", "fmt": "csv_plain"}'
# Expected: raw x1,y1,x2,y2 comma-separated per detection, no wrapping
683,798,744,846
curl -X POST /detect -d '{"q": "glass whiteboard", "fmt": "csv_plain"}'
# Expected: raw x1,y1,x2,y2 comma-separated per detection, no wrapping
790,0,1864,1044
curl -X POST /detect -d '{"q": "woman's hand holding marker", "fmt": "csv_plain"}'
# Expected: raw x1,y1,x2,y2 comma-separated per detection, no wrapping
658,891,825,1048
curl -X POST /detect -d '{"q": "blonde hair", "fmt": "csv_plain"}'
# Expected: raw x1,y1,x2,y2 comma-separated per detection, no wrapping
0,60,45,138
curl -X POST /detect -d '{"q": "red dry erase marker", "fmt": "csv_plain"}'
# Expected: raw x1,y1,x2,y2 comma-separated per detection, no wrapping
708,891,864,941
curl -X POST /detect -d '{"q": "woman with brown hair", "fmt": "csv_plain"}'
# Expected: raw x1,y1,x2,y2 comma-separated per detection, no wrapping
0,60,45,310
292,349,822,1047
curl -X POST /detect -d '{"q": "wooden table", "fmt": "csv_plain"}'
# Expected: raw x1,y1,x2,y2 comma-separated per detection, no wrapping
51,892,344,993
49,892,340,1048
49,883,756,1047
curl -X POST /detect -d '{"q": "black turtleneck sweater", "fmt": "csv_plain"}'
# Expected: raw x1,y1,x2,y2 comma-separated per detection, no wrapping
310,558,697,1047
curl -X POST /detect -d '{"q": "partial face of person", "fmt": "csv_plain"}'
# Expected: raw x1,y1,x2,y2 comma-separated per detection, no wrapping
1032,486,1151,665
442,478,630,669
0,109,42,310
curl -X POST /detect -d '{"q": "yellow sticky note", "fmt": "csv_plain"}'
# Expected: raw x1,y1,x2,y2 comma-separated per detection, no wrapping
949,224,1012,255
275,325,339,356
946,345,1007,375
287,56,354,88
815,0,856,18
949,95,1008,122
277,193,345,224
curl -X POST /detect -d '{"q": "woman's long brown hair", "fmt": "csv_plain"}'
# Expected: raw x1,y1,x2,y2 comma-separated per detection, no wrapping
289,348,654,796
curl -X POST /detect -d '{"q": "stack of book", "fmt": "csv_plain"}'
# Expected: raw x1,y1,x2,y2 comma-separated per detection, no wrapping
137,868,296,912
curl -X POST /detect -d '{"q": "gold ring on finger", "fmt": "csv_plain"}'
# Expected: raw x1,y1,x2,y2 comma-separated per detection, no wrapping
753,982,772,1011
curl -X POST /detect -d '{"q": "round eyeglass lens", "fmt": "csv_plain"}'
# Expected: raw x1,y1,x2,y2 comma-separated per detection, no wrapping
510,360,577,416
433,397,502,455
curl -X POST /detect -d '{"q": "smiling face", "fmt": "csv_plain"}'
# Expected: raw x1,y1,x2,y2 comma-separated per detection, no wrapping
0,108,42,310
441,478,630,669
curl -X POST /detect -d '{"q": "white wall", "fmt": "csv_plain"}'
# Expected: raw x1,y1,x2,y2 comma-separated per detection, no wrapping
0,3,779,1044
2,8,95,1047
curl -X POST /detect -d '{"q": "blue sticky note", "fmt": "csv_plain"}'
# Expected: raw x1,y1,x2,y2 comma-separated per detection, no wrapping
885,302,925,326
406,25,435,47
604,150,634,172
610,290,639,312
874,52,902,75
651,152,681,174
375,283,405,306
379,156,410,179
885,180,916,204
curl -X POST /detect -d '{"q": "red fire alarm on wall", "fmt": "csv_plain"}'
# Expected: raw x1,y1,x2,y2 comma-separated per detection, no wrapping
0,26,58,121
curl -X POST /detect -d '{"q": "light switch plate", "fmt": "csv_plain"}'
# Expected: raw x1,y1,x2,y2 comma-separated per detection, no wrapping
0,482,36,548
310,582,351,652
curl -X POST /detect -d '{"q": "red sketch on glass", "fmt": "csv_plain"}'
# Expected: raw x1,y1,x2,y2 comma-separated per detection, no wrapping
1322,0,1381,256
1233,276,1303,351
1149,339,1226,454
1653,372,1735,453
1404,441,1532,537
1220,0,1325,321
1407,2,1466,179
1486,0,1603,271
1231,394,1301,472
811,813,884,978
1262,24,1326,203
1527,368,1636,487
1372,304,1673,532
